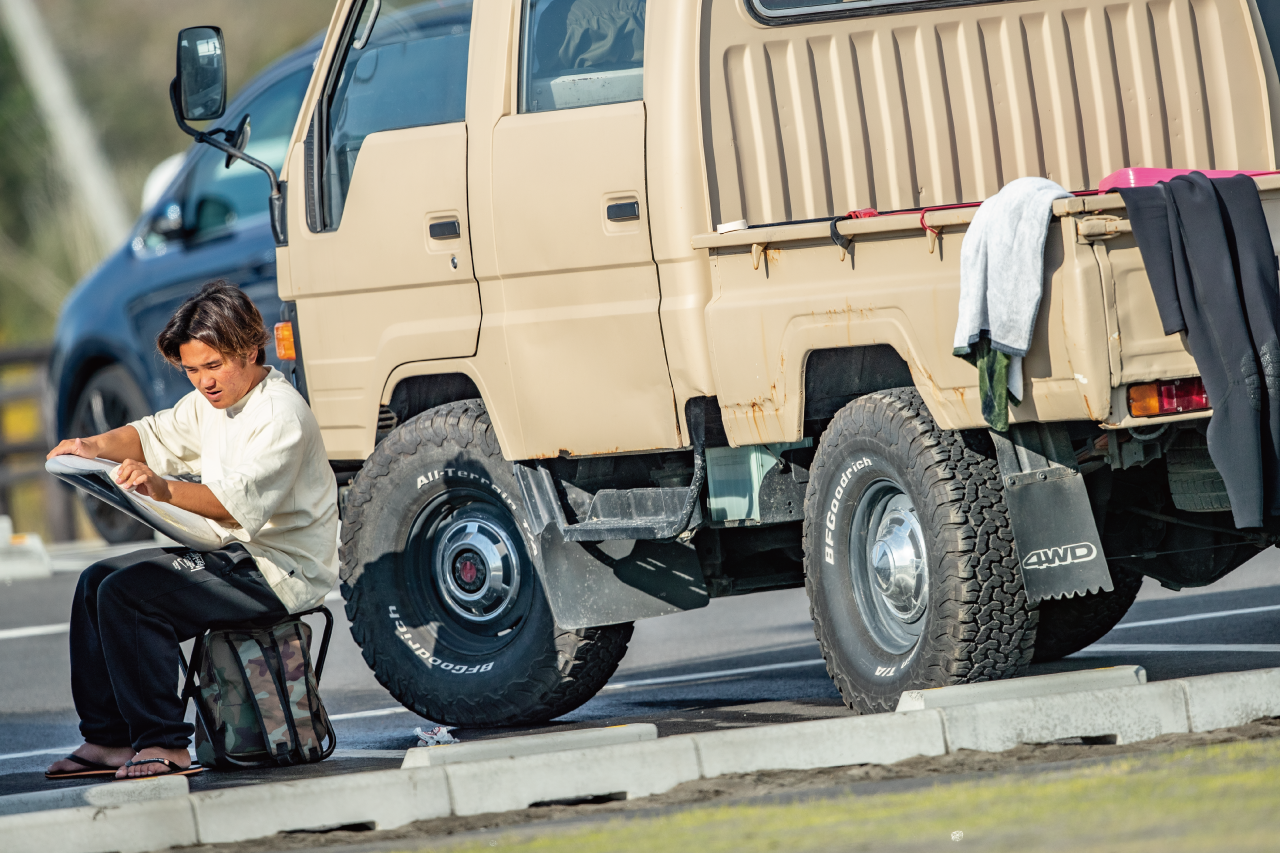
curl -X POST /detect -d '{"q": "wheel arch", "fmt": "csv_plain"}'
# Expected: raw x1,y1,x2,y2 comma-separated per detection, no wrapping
379,362,520,459
55,349,152,438
802,345,914,437
714,315,965,447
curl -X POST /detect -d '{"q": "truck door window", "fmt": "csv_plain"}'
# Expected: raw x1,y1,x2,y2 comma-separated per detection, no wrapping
519,0,645,113
321,0,472,228
182,67,312,243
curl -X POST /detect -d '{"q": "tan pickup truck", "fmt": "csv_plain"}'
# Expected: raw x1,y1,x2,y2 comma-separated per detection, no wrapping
169,0,1280,723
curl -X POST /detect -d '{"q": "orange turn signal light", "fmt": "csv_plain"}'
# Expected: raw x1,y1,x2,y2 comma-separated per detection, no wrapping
1128,377,1209,417
274,321,296,361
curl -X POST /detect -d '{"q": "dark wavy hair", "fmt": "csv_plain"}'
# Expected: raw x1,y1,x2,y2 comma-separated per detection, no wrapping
157,280,269,367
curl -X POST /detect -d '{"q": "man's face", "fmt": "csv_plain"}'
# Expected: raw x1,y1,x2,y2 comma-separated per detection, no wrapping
178,340,263,409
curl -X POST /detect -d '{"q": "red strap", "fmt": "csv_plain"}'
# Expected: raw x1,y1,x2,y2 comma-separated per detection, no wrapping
915,188,1101,235
917,202,980,236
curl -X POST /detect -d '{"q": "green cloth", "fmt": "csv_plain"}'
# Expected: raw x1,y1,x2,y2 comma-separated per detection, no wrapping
954,334,1021,432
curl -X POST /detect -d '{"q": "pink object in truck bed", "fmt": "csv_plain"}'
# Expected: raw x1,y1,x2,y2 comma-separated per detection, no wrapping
1099,167,1276,192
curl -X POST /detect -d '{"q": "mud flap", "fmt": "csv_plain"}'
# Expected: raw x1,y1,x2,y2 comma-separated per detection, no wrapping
532,532,709,629
991,424,1114,602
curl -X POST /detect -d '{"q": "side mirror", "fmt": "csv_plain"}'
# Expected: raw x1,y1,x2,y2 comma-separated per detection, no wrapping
176,27,226,121
168,26,286,246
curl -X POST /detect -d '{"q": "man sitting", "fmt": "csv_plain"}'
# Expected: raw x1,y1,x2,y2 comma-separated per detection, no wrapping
45,281,338,780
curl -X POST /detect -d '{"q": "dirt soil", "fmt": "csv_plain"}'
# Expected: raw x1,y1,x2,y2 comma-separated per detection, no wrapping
176,717,1280,853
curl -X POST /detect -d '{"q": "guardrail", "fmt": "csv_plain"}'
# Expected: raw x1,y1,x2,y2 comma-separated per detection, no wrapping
0,344,74,541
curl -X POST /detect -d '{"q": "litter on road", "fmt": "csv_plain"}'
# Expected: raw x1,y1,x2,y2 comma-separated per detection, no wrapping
414,726,459,747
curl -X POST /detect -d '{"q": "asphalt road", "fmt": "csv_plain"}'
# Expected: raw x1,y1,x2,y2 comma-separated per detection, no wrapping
1,539,1278,799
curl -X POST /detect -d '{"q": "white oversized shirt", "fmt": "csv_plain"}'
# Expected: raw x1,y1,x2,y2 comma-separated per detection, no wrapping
130,367,339,613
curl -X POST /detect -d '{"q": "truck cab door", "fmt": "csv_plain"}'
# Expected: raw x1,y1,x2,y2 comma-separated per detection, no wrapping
283,0,480,458
484,0,680,457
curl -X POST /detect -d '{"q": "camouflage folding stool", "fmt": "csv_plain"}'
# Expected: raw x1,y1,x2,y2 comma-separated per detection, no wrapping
179,606,337,769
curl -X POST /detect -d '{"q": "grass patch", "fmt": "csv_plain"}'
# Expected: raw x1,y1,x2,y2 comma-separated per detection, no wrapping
428,738,1280,853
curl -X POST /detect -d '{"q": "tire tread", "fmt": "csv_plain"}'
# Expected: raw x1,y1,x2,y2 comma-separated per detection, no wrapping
340,400,632,727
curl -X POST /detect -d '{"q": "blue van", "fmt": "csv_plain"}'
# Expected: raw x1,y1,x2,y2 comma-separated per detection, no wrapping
49,39,319,542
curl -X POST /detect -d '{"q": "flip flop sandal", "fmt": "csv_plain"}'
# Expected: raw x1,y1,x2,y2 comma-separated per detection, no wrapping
45,753,120,779
116,757,205,780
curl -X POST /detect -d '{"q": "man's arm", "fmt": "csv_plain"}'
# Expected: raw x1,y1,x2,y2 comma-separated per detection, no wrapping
46,425,145,464
113,458,238,527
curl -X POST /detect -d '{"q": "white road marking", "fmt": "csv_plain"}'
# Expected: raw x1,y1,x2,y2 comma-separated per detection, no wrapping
0,623,69,641
0,745,79,761
1076,644,1280,654
1111,603,1280,630
328,706,412,721
602,658,828,690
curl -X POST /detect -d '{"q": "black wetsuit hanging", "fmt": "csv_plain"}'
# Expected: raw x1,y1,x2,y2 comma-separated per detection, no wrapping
1118,173,1280,529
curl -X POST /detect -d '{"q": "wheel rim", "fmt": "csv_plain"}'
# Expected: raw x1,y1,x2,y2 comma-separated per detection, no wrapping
848,479,929,655
431,508,522,623
400,488,533,656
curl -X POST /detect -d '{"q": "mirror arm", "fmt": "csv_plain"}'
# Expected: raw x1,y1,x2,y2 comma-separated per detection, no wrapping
169,78,279,198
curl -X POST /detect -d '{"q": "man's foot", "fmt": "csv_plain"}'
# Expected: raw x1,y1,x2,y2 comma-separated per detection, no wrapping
46,743,133,777
116,746,193,779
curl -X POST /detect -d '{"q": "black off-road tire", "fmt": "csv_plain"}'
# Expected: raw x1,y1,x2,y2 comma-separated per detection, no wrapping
1031,565,1143,662
803,388,1037,714
339,400,633,727
69,365,153,543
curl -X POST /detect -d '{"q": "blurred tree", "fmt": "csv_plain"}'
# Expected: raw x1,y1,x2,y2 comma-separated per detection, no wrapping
0,27,69,342
40,0,333,212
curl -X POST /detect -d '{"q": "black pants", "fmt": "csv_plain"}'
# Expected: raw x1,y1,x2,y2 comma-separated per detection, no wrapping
71,544,288,751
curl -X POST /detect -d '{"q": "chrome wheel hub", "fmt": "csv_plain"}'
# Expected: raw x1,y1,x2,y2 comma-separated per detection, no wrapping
432,509,522,623
849,480,930,655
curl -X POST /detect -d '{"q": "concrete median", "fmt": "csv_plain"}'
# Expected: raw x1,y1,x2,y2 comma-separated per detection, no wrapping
896,666,1147,711
939,681,1189,752
443,736,701,816
190,766,452,844
3,797,197,853
4,667,1280,853
1178,668,1280,732
691,710,947,777
0,773,188,817
403,723,657,768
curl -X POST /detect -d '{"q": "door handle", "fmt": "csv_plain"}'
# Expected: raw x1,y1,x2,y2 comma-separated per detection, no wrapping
428,220,461,239
606,202,640,222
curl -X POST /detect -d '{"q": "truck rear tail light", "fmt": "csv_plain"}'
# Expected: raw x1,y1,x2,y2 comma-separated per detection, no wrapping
1128,378,1208,417
274,321,296,360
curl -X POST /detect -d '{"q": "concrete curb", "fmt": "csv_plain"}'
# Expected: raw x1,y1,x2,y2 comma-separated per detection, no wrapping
403,723,657,768
6,665,1280,853
0,774,188,817
896,665,1146,710
2,798,197,853
191,768,452,845
691,709,947,777
445,737,701,815
940,681,1189,752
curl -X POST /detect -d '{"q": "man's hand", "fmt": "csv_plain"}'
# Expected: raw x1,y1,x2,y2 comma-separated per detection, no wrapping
114,460,238,526
115,459,172,502
47,436,102,461
46,425,144,465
